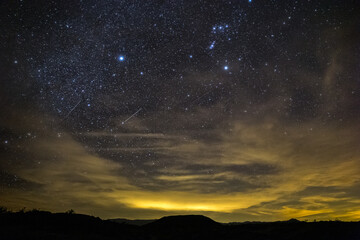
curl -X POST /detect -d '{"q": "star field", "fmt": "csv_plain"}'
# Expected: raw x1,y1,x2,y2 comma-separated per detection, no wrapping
1,0,360,221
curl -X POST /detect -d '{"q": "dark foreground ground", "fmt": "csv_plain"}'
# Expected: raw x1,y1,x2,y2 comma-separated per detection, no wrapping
1,210,360,240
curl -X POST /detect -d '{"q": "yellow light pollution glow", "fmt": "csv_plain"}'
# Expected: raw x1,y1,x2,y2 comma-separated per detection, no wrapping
2,110,360,222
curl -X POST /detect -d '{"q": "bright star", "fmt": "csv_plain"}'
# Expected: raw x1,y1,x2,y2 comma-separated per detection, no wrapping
209,41,216,50
189,55,193,58
224,66,229,70
118,55,125,62
140,72,144,75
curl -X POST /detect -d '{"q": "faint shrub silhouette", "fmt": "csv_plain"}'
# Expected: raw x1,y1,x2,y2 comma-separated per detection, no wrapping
18,207,26,213
66,209,75,214
287,218,300,223
0,206,8,214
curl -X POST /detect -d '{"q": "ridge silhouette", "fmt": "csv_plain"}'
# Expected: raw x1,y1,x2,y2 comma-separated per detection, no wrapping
145,215,220,228
1,209,360,240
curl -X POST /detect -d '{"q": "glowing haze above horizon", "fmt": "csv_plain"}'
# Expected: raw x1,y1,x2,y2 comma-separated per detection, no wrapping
1,0,360,222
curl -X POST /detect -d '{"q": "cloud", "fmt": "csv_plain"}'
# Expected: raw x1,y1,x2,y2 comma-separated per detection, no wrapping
2,87,360,222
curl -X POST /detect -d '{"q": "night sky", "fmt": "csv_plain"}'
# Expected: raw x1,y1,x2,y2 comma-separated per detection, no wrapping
1,0,360,222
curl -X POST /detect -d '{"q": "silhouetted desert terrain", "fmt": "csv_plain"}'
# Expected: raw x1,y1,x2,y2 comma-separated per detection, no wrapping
1,209,360,240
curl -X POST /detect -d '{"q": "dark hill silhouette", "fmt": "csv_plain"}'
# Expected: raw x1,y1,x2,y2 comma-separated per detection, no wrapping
1,208,360,240
145,214,220,228
142,215,222,240
0,209,139,240
110,217,156,226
